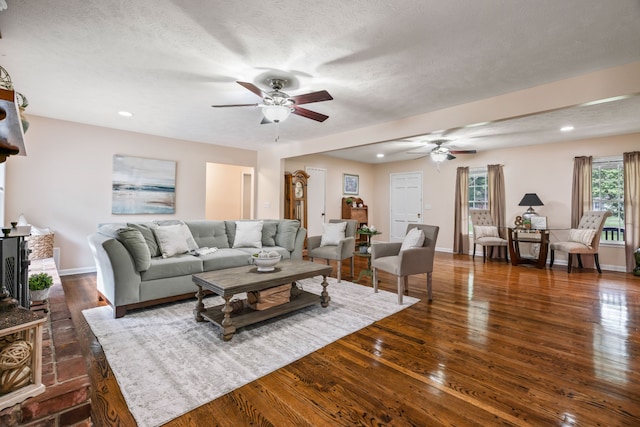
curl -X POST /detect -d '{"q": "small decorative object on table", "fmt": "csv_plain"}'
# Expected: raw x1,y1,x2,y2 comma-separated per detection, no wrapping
1,228,10,237
249,250,282,272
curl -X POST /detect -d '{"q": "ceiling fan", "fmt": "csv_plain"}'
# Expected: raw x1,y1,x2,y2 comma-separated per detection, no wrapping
212,79,333,124
408,139,477,162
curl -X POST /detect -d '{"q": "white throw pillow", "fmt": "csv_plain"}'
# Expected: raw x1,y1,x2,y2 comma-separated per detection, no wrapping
153,225,190,258
568,228,596,248
400,227,425,251
320,222,347,247
233,220,264,248
474,225,500,239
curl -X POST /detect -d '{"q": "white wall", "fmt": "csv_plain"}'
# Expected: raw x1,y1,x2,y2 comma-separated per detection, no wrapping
5,116,256,274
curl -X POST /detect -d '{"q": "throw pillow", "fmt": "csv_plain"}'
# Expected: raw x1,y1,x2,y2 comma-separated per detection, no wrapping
117,228,151,272
232,220,264,248
154,220,198,251
127,223,161,257
400,227,425,251
474,225,500,239
320,222,347,246
568,228,596,248
152,224,190,258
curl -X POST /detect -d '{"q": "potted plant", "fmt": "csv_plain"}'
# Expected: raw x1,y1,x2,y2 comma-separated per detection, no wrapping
345,197,353,206
29,272,53,302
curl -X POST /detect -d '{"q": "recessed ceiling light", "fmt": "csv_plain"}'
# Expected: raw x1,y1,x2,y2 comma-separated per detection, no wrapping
376,153,384,158
118,111,133,117
560,125,574,132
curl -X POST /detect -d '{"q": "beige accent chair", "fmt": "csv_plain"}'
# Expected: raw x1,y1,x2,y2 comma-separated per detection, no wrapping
371,224,439,304
307,219,358,282
470,210,508,262
549,210,611,273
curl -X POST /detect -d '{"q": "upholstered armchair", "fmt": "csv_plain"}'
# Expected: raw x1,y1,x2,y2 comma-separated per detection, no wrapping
470,210,508,262
307,219,358,282
549,210,611,273
371,224,439,304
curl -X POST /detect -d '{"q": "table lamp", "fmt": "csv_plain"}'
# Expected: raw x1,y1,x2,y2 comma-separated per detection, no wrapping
518,193,543,221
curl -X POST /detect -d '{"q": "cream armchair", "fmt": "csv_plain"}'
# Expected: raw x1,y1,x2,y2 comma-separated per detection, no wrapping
470,209,508,262
307,219,358,282
371,224,439,304
549,210,611,273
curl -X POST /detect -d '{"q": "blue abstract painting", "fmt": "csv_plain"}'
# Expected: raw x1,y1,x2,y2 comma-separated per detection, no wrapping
112,155,176,214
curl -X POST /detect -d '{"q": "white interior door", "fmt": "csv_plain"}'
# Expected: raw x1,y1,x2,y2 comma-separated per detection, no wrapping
306,167,326,237
389,172,423,242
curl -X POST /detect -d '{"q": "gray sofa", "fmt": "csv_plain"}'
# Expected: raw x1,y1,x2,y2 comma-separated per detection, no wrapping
87,219,306,318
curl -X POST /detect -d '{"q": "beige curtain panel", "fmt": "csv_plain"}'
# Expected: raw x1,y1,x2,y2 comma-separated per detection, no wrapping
571,156,592,228
624,151,640,273
453,166,469,254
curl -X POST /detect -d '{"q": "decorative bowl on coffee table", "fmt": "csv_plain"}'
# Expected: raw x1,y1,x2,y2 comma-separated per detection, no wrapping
251,252,282,272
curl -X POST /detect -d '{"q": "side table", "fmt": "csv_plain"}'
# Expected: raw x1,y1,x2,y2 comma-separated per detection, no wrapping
354,230,381,283
507,228,550,268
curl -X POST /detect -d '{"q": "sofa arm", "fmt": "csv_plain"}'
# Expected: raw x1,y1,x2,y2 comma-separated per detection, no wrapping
88,233,141,311
291,227,307,260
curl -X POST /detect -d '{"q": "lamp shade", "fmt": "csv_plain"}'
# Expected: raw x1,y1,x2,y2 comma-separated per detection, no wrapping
262,105,291,123
518,193,543,207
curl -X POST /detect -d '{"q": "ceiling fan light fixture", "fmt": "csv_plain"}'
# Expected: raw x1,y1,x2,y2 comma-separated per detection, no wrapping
430,151,449,163
262,105,292,123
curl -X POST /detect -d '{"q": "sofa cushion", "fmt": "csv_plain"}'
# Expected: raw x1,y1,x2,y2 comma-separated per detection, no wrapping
261,220,279,247
186,220,230,249
127,222,161,257
116,228,152,272
275,220,300,252
140,254,203,281
153,224,191,258
200,248,255,271
232,220,264,248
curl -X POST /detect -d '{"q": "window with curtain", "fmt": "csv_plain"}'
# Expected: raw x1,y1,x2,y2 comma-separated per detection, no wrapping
468,167,488,232
469,168,488,210
592,156,624,242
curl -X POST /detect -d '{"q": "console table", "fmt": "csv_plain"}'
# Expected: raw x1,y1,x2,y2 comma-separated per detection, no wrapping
507,228,550,268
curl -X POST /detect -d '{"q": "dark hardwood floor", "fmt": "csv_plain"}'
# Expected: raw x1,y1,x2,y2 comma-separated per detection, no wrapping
63,253,640,426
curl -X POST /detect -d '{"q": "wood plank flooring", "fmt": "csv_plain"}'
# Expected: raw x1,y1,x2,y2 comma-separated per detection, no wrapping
63,253,640,426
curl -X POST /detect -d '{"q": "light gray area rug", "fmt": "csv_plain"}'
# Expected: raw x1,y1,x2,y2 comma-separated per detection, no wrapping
83,277,419,427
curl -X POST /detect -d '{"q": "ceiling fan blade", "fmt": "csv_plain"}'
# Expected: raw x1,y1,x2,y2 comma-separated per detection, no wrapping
290,90,333,105
447,154,457,160
236,81,265,98
260,116,272,125
211,103,259,108
292,106,329,122
449,149,477,154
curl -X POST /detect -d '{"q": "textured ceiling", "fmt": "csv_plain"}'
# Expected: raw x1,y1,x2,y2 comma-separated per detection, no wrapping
1,0,639,157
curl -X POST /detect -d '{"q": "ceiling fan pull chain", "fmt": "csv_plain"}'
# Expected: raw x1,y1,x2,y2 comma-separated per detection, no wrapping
274,122,280,142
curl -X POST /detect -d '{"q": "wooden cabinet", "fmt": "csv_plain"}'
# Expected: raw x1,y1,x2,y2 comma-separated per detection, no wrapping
342,197,368,244
284,170,309,230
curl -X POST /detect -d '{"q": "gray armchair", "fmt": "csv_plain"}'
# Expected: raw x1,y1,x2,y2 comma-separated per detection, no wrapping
371,224,439,304
550,210,611,273
307,219,358,282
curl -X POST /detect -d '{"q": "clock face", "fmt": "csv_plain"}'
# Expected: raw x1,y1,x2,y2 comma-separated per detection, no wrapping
294,181,304,198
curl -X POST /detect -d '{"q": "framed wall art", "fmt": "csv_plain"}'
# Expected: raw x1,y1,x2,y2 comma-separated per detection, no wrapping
112,155,176,214
343,173,359,195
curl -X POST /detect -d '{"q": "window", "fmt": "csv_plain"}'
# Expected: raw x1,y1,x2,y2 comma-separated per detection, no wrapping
468,168,488,233
469,168,488,210
592,157,624,242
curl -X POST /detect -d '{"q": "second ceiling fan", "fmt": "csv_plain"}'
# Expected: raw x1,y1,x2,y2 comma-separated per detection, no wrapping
409,139,477,161
212,79,333,124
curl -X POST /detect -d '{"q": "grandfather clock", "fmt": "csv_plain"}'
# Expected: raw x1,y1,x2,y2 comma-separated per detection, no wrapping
284,170,309,230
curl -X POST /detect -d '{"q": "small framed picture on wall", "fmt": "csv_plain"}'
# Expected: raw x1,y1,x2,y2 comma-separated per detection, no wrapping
343,173,359,195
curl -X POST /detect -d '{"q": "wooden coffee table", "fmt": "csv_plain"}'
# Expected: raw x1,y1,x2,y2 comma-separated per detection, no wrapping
192,260,332,341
